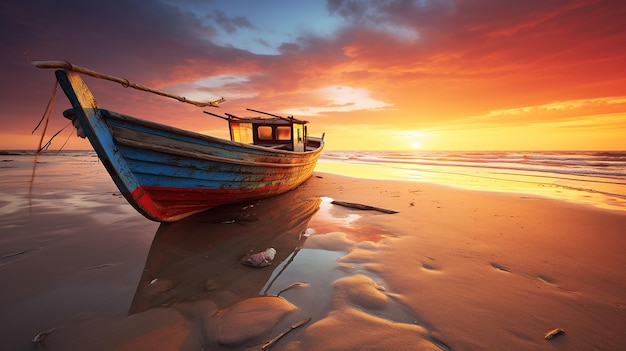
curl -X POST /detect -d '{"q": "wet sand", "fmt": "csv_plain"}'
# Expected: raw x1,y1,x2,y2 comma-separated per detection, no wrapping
1,156,625,350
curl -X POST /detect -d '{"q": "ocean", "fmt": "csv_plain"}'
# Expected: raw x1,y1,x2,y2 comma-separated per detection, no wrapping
2,149,625,212
317,150,626,212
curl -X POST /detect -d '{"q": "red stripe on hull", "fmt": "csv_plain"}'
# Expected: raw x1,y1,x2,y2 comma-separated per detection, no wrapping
129,181,307,222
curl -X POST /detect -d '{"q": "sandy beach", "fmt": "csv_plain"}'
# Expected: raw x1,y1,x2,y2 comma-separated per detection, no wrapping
1,155,625,350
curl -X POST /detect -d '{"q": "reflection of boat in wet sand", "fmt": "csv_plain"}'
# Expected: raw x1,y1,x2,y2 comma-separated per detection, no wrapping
129,191,321,314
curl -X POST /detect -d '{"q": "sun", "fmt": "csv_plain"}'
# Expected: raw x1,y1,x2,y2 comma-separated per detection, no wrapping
411,142,421,149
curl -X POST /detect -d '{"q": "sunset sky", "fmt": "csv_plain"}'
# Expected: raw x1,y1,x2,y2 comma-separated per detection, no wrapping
1,0,625,151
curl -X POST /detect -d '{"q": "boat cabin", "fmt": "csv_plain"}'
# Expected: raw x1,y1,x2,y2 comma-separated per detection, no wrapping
228,117,308,152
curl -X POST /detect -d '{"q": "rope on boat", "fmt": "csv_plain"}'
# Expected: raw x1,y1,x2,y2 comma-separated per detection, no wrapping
28,79,58,211
39,121,72,152
31,80,57,135
28,80,74,213
30,60,226,108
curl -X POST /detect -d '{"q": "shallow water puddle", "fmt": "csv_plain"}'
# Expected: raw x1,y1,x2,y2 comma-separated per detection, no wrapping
248,196,445,350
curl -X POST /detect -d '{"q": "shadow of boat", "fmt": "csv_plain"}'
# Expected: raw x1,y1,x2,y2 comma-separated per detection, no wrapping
129,191,321,314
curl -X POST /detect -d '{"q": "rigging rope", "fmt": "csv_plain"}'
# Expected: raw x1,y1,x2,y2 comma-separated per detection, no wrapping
29,79,59,210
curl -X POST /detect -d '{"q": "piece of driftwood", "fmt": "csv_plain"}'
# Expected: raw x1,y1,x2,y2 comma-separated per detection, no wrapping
261,318,312,350
544,327,565,340
32,328,56,349
1,247,39,260
331,200,398,214
276,282,309,297
84,263,113,271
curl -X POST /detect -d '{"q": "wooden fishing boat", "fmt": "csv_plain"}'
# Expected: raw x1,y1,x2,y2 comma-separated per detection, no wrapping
34,61,324,222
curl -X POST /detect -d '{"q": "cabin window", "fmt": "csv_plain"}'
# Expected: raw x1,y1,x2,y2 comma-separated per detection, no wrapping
276,126,291,140
230,122,253,143
257,126,273,140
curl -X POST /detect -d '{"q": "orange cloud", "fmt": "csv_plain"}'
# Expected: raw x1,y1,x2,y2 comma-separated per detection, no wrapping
2,1,625,151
